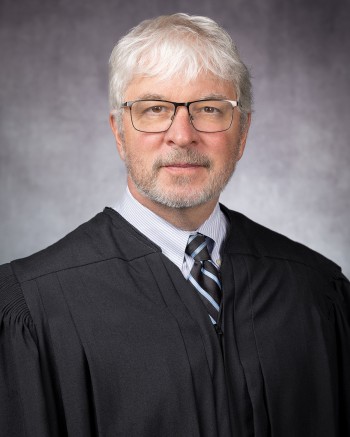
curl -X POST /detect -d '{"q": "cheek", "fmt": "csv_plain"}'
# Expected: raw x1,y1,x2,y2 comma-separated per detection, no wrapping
208,140,237,168
123,142,155,173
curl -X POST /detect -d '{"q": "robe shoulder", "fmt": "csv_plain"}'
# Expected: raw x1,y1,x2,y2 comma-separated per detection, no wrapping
9,208,160,284
222,206,345,280
0,262,34,329
0,207,161,330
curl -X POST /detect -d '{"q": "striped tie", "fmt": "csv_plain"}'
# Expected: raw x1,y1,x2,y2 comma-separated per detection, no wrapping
186,233,222,324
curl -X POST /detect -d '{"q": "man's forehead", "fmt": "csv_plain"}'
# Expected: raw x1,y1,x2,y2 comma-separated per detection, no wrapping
124,74,237,100
129,92,233,101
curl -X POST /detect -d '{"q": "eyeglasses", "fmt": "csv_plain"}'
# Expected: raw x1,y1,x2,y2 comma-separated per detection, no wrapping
121,99,240,133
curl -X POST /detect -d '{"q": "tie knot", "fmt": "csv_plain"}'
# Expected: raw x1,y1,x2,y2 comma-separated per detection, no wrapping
185,233,211,262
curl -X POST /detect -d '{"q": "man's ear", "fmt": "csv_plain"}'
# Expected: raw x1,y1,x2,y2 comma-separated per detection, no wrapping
237,112,251,161
109,113,125,161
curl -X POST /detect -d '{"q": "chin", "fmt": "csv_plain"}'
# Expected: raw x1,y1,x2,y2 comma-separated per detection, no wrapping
141,186,218,209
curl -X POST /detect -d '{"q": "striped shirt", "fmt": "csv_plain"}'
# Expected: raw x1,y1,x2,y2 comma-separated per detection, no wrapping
114,188,229,278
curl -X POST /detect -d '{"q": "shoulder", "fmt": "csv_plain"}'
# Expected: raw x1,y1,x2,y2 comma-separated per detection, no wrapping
8,208,160,284
221,205,344,279
0,263,34,328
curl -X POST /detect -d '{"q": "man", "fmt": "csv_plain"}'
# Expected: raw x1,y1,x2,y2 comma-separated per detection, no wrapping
0,13,349,437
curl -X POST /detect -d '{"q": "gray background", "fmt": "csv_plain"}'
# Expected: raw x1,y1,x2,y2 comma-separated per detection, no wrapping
1,0,349,276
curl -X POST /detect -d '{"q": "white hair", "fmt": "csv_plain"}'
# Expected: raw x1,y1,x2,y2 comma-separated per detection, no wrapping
109,13,252,128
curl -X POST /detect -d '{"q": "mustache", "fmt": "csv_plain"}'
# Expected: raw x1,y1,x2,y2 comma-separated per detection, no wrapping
153,149,211,169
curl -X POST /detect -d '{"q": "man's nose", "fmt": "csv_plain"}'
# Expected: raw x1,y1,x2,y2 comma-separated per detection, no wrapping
164,106,198,147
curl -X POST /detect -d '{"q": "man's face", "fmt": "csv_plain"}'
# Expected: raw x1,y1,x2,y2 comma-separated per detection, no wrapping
110,72,250,211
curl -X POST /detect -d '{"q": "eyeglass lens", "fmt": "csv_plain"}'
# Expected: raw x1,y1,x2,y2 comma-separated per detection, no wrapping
129,100,234,133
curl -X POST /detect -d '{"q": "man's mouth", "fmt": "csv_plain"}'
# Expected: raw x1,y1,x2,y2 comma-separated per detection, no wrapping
163,163,203,168
154,150,211,171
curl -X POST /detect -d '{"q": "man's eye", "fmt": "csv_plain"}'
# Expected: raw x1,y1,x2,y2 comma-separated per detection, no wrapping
151,106,162,113
192,104,222,115
145,106,166,114
202,106,219,113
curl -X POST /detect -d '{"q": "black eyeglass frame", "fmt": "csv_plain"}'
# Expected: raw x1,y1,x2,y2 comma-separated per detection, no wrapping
121,99,241,133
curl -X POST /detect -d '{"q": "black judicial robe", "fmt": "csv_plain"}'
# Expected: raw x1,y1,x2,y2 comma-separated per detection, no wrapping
0,206,349,437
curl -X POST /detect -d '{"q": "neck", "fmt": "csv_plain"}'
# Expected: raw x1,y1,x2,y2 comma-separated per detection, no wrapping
128,184,218,231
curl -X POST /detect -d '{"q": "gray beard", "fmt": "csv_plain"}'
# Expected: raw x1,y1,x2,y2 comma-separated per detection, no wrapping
124,148,236,209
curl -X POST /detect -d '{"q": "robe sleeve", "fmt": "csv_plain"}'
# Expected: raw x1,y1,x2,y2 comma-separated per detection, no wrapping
333,271,350,433
0,263,59,436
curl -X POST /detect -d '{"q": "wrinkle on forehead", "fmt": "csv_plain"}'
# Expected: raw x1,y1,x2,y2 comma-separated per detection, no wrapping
125,73,237,102
130,93,235,102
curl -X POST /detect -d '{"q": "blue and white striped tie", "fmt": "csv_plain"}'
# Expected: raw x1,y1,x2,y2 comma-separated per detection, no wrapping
186,233,222,324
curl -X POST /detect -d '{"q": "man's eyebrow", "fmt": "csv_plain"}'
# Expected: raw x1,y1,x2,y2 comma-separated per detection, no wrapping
132,93,233,101
199,93,232,100
135,93,165,100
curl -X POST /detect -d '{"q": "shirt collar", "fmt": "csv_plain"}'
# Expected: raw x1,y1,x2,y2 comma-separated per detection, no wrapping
114,188,227,271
